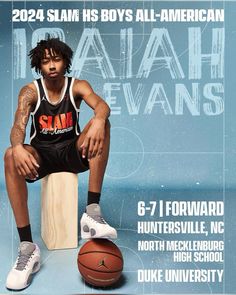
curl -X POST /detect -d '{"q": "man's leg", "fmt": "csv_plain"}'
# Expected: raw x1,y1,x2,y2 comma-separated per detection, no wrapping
76,120,117,239
4,145,41,231
4,145,41,290
76,119,110,194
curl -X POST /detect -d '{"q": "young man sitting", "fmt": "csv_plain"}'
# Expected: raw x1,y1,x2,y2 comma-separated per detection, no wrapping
4,37,117,290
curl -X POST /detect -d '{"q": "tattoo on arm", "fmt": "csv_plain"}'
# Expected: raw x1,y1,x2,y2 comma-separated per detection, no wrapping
10,86,36,147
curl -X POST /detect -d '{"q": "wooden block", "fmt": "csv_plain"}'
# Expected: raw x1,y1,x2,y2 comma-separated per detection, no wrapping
41,172,78,250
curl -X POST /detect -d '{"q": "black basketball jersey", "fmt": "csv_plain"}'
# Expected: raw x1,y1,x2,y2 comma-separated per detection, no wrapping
30,76,81,147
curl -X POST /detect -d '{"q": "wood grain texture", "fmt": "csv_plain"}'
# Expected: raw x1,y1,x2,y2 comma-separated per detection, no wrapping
41,172,78,250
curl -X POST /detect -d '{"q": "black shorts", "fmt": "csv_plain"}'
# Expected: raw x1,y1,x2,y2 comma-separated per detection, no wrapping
26,137,89,183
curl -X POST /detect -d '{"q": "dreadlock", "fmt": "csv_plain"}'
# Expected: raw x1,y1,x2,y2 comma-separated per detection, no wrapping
28,37,73,74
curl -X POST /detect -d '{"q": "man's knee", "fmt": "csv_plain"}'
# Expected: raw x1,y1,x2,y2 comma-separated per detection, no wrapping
4,147,14,169
4,145,41,168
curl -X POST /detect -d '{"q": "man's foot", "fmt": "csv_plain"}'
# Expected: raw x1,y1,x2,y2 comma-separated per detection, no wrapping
80,204,117,239
6,241,40,290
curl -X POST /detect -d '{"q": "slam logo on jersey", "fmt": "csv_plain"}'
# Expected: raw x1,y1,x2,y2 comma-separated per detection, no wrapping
38,111,74,135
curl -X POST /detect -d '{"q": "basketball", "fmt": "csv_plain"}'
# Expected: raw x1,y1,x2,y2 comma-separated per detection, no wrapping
77,239,123,287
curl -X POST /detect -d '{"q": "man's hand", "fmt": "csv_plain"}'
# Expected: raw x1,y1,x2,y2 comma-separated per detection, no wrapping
80,118,106,160
12,145,40,180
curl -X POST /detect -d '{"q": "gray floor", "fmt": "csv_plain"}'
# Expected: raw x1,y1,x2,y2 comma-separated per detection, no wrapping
0,184,235,294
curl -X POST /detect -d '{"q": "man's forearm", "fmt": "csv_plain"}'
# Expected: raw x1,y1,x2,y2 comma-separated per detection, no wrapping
94,101,110,121
10,126,25,147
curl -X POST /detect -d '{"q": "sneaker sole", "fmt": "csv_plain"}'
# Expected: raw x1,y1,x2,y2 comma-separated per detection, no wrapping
6,261,40,291
81,232,117,239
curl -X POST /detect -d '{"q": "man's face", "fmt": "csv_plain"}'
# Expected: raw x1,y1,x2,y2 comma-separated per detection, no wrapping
40,48,66,80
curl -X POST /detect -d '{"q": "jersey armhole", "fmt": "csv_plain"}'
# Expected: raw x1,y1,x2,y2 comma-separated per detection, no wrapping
69,77,80,112
31,80,41,115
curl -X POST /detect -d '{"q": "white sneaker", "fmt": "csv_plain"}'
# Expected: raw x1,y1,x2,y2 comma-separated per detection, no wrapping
6,241,40,290
80,204,117,239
